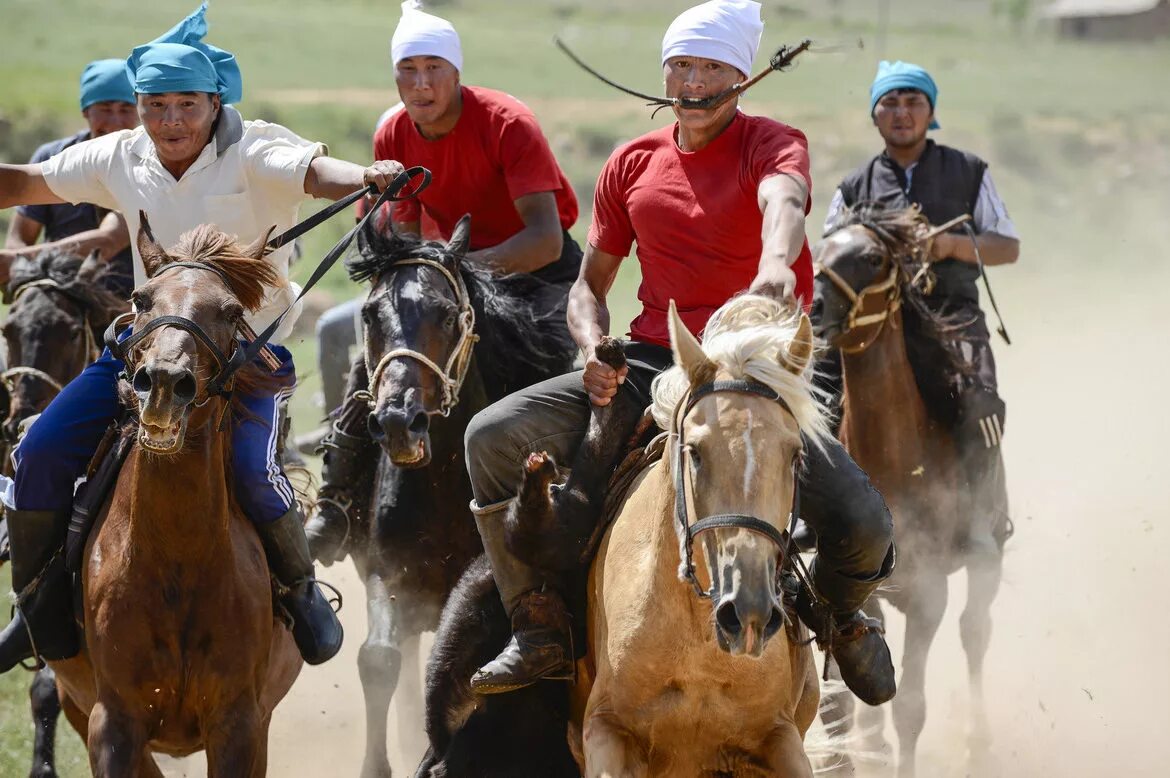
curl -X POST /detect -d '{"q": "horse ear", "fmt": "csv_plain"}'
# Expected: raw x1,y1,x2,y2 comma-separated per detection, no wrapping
76,249,103,285
780,313,814,376
668,300,716,386
244,226,276,261
447,214,472,258
137,211,170,277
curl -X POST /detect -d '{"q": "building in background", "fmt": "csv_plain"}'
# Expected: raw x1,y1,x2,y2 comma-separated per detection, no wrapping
1043,0,1170,40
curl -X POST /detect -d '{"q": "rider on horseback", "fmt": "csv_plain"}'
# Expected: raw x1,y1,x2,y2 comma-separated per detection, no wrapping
303,0,582,563
465,0,897,706
823,60,1019,556
0,59,138,298
0,3,407,672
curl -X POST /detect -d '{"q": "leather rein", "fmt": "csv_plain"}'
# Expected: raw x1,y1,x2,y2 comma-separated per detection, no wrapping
355,257,479,417
671,378,803,599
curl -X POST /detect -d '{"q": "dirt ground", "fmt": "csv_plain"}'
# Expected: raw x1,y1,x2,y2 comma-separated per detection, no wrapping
153,262,1166,778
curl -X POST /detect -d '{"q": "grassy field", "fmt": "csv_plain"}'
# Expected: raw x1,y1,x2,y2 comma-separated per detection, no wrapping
0,0,1166,774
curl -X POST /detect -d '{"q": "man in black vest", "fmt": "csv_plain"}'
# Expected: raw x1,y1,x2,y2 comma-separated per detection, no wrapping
823,60,1019,556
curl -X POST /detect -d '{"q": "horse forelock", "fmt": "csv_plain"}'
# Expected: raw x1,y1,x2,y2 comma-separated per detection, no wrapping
650,294,832,449
165,224,282,313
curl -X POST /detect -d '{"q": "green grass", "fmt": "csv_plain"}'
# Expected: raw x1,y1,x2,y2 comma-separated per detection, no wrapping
1,0,1168,773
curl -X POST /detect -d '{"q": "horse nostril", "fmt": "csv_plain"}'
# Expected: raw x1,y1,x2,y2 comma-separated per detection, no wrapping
173,372,197,405
765,605,785,640
367,413,386,442
132,367,153,396
408,409,429,436
715,600,742,636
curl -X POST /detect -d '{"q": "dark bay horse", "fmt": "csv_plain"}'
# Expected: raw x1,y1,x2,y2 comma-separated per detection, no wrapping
48,222,301,776
0,249,126,778
812,205,1003,776
338,215,576,778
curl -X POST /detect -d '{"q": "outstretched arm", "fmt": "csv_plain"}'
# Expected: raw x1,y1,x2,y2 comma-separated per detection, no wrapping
304,157,406,201
930,231,1019,267
750,172,808,303
1,211,129,263
0,164,67,209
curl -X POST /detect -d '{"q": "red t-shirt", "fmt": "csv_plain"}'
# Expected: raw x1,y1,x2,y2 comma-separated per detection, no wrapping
588,112,815,348
374,85,578,249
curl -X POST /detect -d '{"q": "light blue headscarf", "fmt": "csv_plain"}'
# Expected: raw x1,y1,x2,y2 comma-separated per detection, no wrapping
125,2,242,104
869,60,940,130
79,59,135,110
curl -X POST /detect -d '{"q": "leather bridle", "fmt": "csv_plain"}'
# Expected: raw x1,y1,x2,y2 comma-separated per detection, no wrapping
671,378,803,599
813,257,903,355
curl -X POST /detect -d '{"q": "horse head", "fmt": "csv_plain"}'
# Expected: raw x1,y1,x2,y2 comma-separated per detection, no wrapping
125,215,279,454
662,296,824,657
812,204,931,352
0,251,120,442
352,214,477,469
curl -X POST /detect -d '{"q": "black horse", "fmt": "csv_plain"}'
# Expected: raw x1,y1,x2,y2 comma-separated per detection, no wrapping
338,214,577,778
0,249,126,778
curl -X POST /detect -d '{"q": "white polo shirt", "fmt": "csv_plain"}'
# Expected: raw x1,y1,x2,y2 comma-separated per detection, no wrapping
40,107,326,343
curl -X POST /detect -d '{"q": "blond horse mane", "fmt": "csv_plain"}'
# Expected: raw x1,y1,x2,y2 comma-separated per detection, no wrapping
650,294,832,448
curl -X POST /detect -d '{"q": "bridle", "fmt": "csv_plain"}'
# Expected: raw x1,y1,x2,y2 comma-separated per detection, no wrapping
1,277,100,409
356,258,479,417
813,255,903,355
671,378,803,599
103,262,249,414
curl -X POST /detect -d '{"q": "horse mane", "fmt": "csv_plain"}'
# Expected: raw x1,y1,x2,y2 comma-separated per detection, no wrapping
165,225,283,313
347,223,576,402
827,202,973,375
8,249,126,319
650,294,833,449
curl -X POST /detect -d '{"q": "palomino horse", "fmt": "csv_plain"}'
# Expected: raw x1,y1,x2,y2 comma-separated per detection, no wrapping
48,221,301,776
335,214,576,778
576,296,829,777
0,249,126,778
812,204,1002,776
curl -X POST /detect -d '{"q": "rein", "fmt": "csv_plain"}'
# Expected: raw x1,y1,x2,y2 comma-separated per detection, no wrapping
555,37,812,117
671,378,802,599
356,258,479,417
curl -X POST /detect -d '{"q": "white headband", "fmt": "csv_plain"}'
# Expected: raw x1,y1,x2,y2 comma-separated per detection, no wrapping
661,0,764,77
391,0,463,72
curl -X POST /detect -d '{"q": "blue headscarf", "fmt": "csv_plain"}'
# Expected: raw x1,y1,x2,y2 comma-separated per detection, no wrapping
79,59,135,110
125,2,242,104
869,60,940,130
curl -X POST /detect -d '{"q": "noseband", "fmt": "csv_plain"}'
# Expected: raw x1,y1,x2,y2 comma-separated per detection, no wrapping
814,258,902,355
358,258,479,418
671,378,803,599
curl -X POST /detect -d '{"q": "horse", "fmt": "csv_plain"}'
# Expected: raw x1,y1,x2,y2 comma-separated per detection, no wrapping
46,220,302,777
0,248,126,778
337,214,576,778
811,204,1003,776
419,295,831,777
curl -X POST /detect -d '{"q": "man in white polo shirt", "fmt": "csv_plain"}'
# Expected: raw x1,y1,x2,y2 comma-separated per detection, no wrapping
0,3,405,672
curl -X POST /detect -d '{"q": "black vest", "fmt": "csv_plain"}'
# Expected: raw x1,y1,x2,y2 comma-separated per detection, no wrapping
839,140,986,304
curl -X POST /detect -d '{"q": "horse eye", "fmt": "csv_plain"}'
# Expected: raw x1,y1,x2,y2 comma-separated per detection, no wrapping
131,293,151,311
686,445,702,471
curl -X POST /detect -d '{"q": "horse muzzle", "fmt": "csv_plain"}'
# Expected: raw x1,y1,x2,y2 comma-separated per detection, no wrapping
133,362,197,454
368,403,432,469
711,567,785,658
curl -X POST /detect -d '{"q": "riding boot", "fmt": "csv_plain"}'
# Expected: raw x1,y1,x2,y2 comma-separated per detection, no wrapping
303,396,377,566
469,499,574,695
797,545,897,706
0,509,79,672
255,506,344,665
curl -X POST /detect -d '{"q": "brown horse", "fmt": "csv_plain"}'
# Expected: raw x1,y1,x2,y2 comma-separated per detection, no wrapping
573,296,829,777
812,205,1002,776
48,222,301,777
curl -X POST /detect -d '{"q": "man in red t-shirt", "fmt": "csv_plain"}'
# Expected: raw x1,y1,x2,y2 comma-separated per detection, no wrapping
464,0,896,706
304,1,582,561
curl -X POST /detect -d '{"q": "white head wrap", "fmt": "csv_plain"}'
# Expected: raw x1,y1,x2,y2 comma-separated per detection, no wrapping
661,0,764,77
391,0,463,72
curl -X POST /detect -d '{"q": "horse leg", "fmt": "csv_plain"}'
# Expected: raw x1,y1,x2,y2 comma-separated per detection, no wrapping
961,548,1003,769
359,571,403,778
758,722,814,778
29,667,61,778
204,699,264,778
394,631,427,768
87,699,148,778
893,572,948,778
816,661,856,776
583,713,647,778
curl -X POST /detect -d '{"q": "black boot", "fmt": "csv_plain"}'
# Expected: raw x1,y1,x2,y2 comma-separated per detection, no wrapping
0,509,78,672
469,499,574,695
798,547,897,706
256,507,344,665
303,402,377,566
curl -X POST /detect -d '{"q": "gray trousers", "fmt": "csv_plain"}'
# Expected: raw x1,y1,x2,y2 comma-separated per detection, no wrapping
315,298,363,416
465,341,894,612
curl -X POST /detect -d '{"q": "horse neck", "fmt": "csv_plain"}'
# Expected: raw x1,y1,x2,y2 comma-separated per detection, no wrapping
839,309,933,485
123,416,236,557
